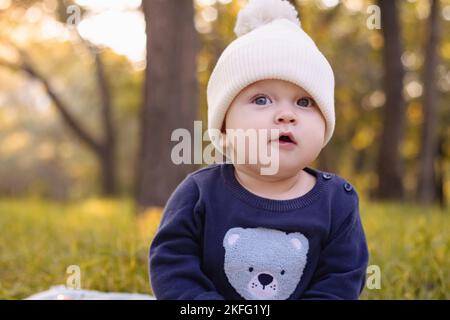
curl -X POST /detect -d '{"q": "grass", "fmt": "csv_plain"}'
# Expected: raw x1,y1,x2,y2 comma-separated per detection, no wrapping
359,201,449,299
0,198,448,299
0,198,161,299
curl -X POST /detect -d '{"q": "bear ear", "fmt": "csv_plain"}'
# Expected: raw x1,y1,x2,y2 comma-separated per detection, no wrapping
289,233,308,251
223,227,243,249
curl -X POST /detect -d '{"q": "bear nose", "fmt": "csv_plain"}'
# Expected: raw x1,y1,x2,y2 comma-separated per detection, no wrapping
258,273,273,286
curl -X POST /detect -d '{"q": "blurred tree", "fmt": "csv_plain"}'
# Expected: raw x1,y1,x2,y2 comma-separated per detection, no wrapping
376,0,406,200
0,1,118,196
417,0,441,205
0,43,118,196
136,0,199,210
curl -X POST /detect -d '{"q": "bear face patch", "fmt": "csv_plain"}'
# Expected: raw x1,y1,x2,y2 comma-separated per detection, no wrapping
223,227,309,300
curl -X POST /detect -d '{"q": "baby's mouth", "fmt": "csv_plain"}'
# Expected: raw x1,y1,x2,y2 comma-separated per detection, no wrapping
276,132,297,145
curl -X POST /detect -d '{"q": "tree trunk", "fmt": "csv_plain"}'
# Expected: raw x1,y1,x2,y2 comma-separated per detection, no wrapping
375,0,406,200
99,146,116,196
136,0,199,210
93,47,117,196
417,0,441,205
435,132,447,209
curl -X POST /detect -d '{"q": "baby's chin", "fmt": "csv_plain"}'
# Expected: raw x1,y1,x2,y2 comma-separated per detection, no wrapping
267,160,307,178
228,144,313,177
236,158,308,178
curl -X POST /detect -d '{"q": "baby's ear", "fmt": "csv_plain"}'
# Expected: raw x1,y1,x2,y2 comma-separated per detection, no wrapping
223,227,244,249
220,121,226,133
219,132,232,160
220,122,228,145
288,233,309,252
219,132,227,148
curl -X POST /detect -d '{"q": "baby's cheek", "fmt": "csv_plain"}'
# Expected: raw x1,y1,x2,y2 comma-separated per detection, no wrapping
303,121,325,145
296,130,323,161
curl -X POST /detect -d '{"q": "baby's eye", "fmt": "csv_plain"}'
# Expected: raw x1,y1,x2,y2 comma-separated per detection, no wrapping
252,95,271,106
297,97,315,108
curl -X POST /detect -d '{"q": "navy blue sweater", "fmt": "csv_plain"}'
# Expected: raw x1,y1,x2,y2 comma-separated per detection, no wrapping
149,164,369,300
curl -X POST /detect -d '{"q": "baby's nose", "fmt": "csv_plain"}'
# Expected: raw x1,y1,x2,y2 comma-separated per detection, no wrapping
275,112,297,124
258,273,274,286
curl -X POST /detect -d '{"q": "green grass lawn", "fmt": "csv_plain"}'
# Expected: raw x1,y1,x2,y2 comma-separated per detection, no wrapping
0,198,448,299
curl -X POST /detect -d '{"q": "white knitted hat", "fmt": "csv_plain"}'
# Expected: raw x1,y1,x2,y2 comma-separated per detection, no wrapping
207,0,335,156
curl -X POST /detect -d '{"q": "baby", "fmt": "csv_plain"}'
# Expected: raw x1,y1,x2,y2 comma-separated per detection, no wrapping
149,0,368,300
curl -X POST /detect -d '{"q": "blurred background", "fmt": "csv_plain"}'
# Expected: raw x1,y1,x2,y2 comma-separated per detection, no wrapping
0,0,448,299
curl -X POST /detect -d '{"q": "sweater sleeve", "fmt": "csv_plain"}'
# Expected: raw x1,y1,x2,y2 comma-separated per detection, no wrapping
149,175,225,300
300,194,369,300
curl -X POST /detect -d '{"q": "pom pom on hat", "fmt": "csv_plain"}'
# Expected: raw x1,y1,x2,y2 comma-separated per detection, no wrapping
234,0,301,37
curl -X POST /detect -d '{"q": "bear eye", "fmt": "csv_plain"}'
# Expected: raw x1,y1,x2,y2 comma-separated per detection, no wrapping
249,267,254,272
281,270,285,275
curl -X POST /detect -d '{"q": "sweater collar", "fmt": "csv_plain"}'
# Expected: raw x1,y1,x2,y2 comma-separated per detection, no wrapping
221,163,326,212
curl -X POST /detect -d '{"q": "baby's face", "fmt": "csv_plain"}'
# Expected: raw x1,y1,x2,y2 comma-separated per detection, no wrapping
223,79,325,176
